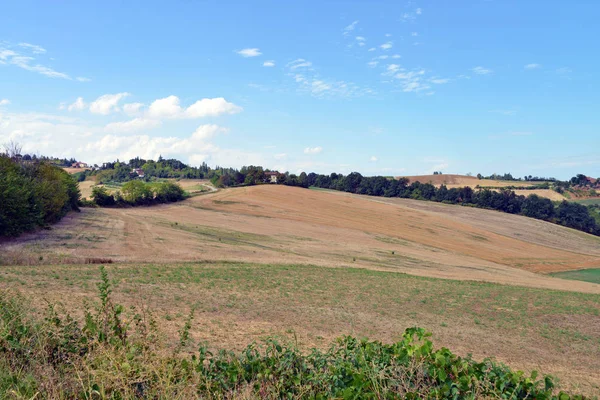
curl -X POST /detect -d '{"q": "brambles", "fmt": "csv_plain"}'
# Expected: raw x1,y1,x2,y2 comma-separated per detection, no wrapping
0,267,589,399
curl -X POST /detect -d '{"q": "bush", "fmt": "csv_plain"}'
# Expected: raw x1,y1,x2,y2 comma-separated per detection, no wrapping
121,180,153,205
154,181,185,203
91,186,116,206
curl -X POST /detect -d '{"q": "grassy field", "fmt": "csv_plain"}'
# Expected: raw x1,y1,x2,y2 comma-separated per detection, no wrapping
551,268,600,284
1,261,599,395
574,198,600,206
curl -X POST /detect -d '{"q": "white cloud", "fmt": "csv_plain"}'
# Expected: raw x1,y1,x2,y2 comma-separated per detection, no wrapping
380,41,393,50
0,99,9,106
411,32,418,37
274,153,287,160
389,69,430,93
391,54,401,59
89,92,130,115
67,97,86,111
123,102,145,116
105,118,162,133
237,48,262,57
147,95,242,119
368,47,376,52
18,43,46,54
387,64,400,73
370,156,378,162
416,8,422,15
288,58,312,70
356,36,366,42
343,20,359,36
263,60,275,67
472,66,492,75
186,97,243,118
367,61,378,68
385,33,392,37
0,49,17,60
524,63,541,70
147,95,180,118
304,146,323,154
430,77,450,84
0,109,263,168
76,76,91,82
376,55,389,60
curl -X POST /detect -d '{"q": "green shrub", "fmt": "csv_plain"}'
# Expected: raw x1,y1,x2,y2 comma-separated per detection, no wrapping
154,181,185,203
121,180,153,205
91,186,116,206
0,156,80,237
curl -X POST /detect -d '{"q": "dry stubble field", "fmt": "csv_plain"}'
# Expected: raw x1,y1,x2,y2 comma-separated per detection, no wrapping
401,174,566,201
1,184,600,394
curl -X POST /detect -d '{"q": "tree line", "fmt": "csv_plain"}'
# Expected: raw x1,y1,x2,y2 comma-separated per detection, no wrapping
0,154,80,237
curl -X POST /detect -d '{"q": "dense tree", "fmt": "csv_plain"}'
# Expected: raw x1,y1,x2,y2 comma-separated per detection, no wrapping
521,195,554,220
0,156,80,237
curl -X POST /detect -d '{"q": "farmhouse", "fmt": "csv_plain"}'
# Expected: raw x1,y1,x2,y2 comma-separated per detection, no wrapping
71,161,88,168
265,171,279,183
131,168,145,178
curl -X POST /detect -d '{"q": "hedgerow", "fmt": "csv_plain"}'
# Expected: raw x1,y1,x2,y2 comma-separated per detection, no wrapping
0,155,80,237
0,267,590,399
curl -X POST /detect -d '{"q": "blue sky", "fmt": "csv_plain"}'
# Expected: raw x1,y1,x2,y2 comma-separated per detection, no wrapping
0,0,598,179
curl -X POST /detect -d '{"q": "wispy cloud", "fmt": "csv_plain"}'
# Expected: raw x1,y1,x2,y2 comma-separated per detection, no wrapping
368,47,376,52
304,146,323,154
472,66,492,75
401,8,422,22
237,48,262,57
0,42,75,79
18,42,46,54
556,67,572,75
343,20,359,36
76,76,91,82
429,77,450,84
380,41,393,50
263,60,275,67
287,58,312,70
524,63,541,70
0,99,10,106
370,156,378,162
490,109,517,116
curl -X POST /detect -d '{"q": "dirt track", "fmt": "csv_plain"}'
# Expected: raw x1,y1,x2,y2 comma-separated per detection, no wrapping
4,184,600,293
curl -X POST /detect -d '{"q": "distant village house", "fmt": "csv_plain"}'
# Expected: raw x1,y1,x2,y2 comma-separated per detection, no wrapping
265,171,279,183
131,168,145,178
71,161,88,168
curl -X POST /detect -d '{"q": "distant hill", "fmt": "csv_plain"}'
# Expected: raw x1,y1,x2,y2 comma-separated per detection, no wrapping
397,174,566,201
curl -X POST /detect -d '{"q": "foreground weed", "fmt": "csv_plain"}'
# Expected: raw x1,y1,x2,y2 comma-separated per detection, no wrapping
0,267,592,399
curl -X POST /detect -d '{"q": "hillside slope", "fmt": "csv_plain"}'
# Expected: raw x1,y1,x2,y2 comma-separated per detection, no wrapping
3,184,599,293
